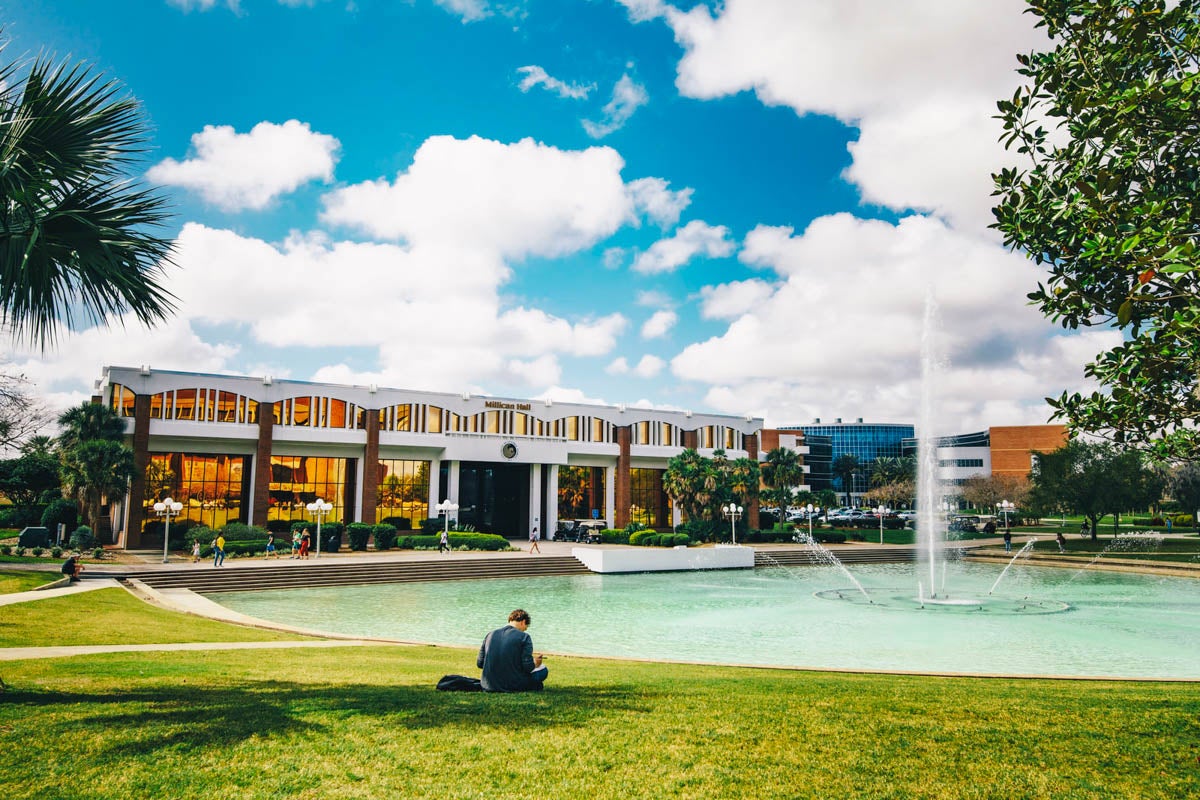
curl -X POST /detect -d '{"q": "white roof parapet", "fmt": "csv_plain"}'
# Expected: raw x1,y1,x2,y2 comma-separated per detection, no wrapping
100,366,764,434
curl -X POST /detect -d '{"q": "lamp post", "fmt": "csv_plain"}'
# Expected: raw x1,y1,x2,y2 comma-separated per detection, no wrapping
153,497,183,564
435,499,460,541
876,504,887,544
998,500,1015,532
805,503,820,542
722,502,744,545
305,498,332,558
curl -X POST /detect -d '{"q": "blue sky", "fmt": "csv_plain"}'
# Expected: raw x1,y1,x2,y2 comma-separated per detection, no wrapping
3,0,1115,432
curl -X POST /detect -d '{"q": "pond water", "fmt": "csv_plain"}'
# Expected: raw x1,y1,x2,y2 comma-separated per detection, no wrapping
210,562,1200,679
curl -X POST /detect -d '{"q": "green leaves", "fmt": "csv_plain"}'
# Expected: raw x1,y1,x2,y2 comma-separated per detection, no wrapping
993,0,1200,457
0,31,177,350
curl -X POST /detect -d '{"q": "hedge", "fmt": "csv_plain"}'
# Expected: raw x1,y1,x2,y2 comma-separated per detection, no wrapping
373,523,398,550
398,533,509,551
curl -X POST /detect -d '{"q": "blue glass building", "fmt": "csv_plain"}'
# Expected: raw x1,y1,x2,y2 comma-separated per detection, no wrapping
781,418,915,500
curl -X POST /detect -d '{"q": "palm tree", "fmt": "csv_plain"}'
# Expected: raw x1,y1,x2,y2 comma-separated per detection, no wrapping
60,439,135,533
56,403,126,452
1,33,176,348
761,447,804,515
832,454,862,506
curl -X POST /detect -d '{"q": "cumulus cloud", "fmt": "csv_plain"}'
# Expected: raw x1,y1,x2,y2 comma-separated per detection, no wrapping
583,73,649,138
517,65,593,99
619,0,1044,233
641,309,677,339
632,220,734,274
435,0,490,21
148,120,340,211
671,213,1108,429
633,355,666,378
321,135,635,259
606,357,629,375
699,279,775,320
627,177,692,227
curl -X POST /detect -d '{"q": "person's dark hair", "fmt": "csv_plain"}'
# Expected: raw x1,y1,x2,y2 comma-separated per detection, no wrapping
508,609,530,624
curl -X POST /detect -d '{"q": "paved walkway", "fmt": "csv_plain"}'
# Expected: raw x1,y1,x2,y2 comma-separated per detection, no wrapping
0,639,379,661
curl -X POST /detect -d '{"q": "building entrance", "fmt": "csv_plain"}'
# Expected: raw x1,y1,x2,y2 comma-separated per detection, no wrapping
457,462,529,538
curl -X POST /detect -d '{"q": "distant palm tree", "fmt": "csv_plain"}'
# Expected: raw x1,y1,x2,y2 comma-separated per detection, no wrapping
761,447,804,514
832,454,862,506
1,33,175,348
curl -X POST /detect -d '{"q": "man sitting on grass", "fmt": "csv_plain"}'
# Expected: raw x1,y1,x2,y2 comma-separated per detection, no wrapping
477,608,548,692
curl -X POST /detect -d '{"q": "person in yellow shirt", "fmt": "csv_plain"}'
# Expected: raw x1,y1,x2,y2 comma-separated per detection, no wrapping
213,534,226,567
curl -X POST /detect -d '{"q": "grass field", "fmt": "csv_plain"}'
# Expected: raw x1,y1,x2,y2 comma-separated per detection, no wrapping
1,589,1199,799
0,569,61,594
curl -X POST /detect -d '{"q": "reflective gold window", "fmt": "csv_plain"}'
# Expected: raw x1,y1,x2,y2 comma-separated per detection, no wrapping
427,406,443,433
374,459,431,525
267,456,350,523
174,389,196,420
143,453,247,530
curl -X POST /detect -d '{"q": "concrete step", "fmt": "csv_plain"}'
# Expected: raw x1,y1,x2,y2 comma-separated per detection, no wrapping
114,555,591,593
754,547,919,567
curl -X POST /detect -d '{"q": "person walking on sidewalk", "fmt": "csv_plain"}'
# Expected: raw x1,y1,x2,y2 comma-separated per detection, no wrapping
529,523,541,554
191,540,201,563
212,534,226,567
439,528,450,554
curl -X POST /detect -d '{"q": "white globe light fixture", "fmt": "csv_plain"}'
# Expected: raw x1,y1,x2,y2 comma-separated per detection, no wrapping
876,504,888,544
805,503,820,542
722,502,744,545
305,499,333,558
153,497,183,564
435,499,460,541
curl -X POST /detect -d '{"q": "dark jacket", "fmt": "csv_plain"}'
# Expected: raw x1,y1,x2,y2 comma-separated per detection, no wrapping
477,624,546,692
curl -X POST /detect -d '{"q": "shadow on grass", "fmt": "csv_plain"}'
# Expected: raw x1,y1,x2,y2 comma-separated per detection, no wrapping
2,680,646,752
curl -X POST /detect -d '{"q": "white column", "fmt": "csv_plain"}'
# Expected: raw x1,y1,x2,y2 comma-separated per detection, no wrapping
605,465,616,529
672,503,682,531
528,463,542,538
546,465,559,539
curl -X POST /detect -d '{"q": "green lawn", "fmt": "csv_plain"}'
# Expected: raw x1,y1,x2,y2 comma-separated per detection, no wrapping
1,590,1198,799
0,569,61,594
0,588,309,647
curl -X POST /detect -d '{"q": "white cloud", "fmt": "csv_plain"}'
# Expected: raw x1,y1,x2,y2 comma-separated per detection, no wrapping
670,213,1110,430
627,177,692,227
6,314,240,415
583,73,649,139
321,135,635,259
632,220,734,274
507,354,562,386
517,65,593,99
602,247,626,270
636,290,672,307
633,354,665,378
167,0,231,11
623,0,1044,233
148,120,339,211
699,279,775,320
435,0,489,21
641,309,677,339
606,357,630,375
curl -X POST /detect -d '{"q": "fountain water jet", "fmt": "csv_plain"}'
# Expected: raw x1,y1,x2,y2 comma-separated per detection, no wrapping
989,538,1038,594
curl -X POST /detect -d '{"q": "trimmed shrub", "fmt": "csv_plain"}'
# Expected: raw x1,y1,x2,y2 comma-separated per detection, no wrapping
219,523,269,542
629,529,656,546
0,506,42,528
600,528,629,545
814,531,847,544
266,519,294,534
346,522,373,551
51,546,62,558
14,546,25,556
419,518,445,534
41,498,79,532
397,533,509,551
70,526,95,551
0,545,10,555
32,546,43,557
380,516,412,531
372,524,398,551
92,547,104,559
1174,514,1194,527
